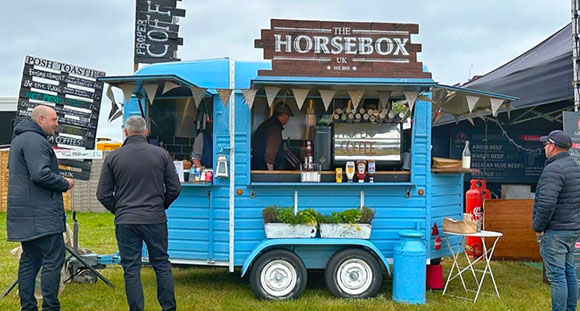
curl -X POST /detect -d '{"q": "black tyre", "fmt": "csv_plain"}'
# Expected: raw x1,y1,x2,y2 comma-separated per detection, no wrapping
249,249,308,300
324,248,383,298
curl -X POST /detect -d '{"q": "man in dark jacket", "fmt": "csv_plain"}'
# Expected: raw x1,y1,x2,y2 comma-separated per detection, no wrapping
7,105,74,311
251,102,293,170
97,115,181,311
533,130,580,311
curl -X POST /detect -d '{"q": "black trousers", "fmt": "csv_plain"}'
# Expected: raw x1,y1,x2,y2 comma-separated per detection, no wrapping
18,233,65,311
115,223,176,311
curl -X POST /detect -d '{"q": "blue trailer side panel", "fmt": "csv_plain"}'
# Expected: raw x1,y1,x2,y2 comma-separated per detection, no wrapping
429,174,464,257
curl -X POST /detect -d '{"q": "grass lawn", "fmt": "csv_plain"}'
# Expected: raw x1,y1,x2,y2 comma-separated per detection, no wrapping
0,212,550,311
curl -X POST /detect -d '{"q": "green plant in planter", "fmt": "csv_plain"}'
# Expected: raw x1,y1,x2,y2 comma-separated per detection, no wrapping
262,206,279,223
317,206,376,224
359,206,376,224
264,206,318,226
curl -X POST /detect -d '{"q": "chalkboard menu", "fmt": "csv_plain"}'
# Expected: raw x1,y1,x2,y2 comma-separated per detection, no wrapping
15,56,106,180
134,0,185,64
450,128,546,183
563,111,580,166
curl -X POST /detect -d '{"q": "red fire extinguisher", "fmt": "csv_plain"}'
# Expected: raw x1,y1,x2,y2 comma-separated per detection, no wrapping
465,179,491,258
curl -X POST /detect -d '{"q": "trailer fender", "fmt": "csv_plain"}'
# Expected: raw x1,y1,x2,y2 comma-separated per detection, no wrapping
241,238,390,277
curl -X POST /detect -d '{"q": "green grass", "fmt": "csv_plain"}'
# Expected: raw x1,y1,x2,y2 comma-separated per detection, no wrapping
0,212,551,310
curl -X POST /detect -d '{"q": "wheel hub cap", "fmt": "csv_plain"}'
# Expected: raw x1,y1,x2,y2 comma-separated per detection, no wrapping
260,260,297,297
336,258,373,295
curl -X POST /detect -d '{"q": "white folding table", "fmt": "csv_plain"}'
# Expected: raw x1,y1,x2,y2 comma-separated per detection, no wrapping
442,230,503,303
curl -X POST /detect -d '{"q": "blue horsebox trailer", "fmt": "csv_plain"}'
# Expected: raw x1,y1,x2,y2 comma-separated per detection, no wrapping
99,19,516,301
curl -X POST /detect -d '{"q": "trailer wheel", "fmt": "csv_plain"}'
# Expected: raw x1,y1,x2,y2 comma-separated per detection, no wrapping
325,248,383,299
249,249,307,300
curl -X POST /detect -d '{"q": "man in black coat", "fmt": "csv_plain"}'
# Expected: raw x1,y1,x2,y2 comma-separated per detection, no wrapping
97,115,181,311
7,105,74,311
251,102,293,170
533,130,580,311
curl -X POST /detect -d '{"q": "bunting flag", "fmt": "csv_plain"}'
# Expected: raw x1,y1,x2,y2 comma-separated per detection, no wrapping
264,86,281,107
319,89,336,111
241,88,258,109
217,88,233,108
433,111,444,124
506,102,513,119
377,91,391,110
348,90,364,111
490,98,504,117
417,95,434,103
118,84,135,104
453,115,460,125
403,91,418,112
143,84,158,106
190,86,206,108
476,110,487,121
465,95,479,114
291,88,309,110
106,85,123,122
464,113,475,126
162,81,180,94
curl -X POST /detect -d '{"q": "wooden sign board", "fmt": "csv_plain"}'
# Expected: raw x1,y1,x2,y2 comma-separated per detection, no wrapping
255,19,432,79
134,0,185,64
16,56,105,180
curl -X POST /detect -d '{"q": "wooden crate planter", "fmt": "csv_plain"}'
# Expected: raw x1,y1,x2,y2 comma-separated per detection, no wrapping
264,223,317,239
319,223,372,239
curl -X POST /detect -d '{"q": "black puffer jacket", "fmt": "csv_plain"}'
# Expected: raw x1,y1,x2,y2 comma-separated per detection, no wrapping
7,118,69,242
533,152,580,232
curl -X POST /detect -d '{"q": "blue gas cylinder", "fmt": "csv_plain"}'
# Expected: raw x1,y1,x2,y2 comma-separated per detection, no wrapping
393,230,426,304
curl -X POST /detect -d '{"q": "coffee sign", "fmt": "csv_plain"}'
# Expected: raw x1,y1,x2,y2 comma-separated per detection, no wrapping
134,0,185,64
255,19,431,78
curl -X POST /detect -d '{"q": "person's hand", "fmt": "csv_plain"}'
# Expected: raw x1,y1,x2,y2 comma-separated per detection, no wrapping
535,231,544,237
65,178,75,190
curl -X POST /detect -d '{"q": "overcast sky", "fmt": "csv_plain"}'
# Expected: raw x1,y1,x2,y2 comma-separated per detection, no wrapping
0,0,571,141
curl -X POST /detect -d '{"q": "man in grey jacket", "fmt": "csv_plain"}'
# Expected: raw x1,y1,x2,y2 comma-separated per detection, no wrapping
533,130,580,311
7,105,74,311
97,115,181,311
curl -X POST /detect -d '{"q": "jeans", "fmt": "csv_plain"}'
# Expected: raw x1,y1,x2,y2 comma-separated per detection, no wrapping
18,233,65,311
115,223,176,311
539,230,580,311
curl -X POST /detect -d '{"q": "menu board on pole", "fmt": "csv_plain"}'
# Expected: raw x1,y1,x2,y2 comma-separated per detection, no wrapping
450,128,546,183
134,0,185,64
15,56,106,180
563,111,580,166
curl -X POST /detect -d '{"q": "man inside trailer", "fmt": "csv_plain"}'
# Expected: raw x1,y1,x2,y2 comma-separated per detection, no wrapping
251,102,294,170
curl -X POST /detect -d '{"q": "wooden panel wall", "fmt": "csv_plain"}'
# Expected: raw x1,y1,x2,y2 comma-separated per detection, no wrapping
483,199,540,261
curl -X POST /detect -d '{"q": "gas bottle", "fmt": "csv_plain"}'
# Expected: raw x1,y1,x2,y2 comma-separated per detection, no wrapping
465,179,490,258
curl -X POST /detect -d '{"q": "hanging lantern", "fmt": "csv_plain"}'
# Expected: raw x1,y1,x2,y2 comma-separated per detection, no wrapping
216,155,229,178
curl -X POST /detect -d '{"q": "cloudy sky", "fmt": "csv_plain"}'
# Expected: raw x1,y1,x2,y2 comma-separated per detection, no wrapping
0,1,571,141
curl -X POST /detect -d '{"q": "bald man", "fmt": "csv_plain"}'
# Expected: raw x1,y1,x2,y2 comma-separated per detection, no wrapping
7,105,74,311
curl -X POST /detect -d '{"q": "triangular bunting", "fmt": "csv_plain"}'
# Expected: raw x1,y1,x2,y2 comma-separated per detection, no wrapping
106,84,115,104
190,87,206,108
417,95,434,103
291,88,309,110
464,114,475,126
403,91,418,112
377,91,391,110
348,90,364,111
454,115,460,125
465,95,479,114
241,89,258,109
433,111,444,124
264,86,281,107
217,89,233,108
506,102,512,119
118,84,134,104
318,89,336,111
476,110,487,121
163,81,180,94
108,105,122,122
143,84,158,106
490,98,504,117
